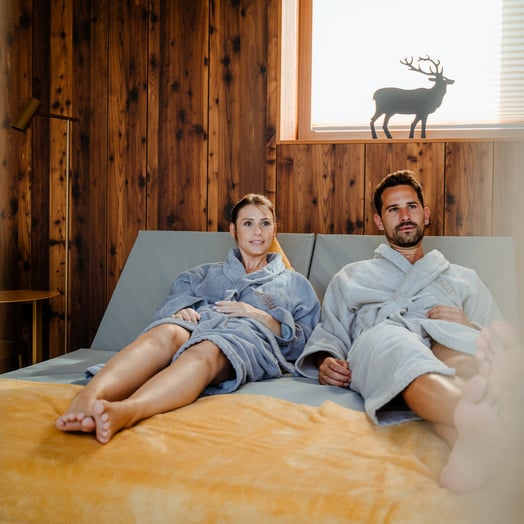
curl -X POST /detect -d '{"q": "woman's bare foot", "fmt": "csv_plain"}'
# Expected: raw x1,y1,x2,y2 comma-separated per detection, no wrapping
439,322,524,492
55,388,98,433
92,399,138,444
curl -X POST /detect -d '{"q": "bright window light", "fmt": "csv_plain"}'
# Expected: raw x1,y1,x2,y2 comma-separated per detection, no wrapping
310,0,523,133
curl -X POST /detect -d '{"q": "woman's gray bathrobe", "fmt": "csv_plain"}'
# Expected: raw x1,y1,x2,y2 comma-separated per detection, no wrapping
295,243,502,425
140,248,320,395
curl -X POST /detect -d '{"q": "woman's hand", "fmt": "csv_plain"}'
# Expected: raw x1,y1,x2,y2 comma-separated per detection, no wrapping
172,308,201,323
215,301,281,336
214,300,259,317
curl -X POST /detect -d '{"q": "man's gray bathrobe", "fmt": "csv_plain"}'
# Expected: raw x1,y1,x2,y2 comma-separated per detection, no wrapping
295,243,502,425
136,248,320,395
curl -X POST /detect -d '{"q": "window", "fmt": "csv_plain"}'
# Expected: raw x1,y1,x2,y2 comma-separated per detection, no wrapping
280,0,524,140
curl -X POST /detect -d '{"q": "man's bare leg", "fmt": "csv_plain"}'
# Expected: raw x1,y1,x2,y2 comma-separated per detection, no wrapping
92,340,234,443
439,321,524,492
399,340,486,444
432,342,478,381
402,371,462,446
56,324,190,433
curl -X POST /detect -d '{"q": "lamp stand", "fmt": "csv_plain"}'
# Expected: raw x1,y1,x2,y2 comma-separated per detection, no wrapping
11,98,79,355
65,119,71,355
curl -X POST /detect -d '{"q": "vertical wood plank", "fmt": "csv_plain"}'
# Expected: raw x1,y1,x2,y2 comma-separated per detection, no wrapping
331,144,366,234
4,0,33,291
106,0,148,298
0,0,31,369
492,142,524,238
28,1,55,360
147,0,209,232
31,1,52,297
146,0,160,232
46,0,77,356
208,0,271,231
276,144,313,232
69,0,109,350
364,142,446,236
276,143,365,234
444,142,493,236
264,0,279,201
493,141,524,332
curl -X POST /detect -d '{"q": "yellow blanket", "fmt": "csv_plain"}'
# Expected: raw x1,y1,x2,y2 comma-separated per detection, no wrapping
0,379,484,523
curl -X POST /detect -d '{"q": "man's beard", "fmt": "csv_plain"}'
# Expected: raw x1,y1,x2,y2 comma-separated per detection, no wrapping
386,222,425,248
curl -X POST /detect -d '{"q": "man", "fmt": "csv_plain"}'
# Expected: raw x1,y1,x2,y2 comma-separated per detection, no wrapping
296,169,504,491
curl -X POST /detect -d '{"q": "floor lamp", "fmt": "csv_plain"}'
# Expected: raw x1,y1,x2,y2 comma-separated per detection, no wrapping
12,97,80,355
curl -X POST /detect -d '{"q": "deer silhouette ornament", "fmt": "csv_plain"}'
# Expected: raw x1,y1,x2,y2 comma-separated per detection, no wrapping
370,56,454,139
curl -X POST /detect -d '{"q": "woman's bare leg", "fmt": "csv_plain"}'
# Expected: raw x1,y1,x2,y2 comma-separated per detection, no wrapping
92,340,234,443
56,324,190,433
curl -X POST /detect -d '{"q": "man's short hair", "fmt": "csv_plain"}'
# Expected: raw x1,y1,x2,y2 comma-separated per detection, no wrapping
373,170,425,216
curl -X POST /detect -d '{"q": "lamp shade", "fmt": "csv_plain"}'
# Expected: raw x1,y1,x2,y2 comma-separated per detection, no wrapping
11,98,41,131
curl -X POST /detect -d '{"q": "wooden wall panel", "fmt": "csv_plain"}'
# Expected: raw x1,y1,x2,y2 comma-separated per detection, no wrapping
265,0,279,196
147,0,209,232
276,143,365,233
208,0,274,231
106,0,149,297
444,142,494,236
0,1,30,370
3,0,522,368
493,141,524,333
364,142,446,235
492,142,524,238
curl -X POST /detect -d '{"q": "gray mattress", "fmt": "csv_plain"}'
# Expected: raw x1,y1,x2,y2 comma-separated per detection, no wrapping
1,231,518,412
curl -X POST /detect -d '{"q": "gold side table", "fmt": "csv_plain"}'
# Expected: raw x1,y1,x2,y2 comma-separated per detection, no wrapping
0,290,61,365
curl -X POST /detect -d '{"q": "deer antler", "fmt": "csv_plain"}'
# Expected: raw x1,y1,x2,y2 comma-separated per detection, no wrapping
400,55,443,76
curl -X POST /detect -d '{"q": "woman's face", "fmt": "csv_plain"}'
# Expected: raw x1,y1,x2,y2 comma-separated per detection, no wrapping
229,204,276,258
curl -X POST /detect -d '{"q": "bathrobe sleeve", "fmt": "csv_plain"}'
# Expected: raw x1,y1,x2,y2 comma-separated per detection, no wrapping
420,264,504,354
151,265,214,320
295,265,355,378
457,266,502,326
266,272,321,362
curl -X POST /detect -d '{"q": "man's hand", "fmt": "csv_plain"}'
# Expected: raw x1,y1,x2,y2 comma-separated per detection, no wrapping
427,305,475,328
317,354,351,387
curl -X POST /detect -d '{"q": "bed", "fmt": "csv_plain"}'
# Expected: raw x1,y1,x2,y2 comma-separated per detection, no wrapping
0,232,520,523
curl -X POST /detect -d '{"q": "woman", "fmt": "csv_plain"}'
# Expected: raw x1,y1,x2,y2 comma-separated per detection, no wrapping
56,194,320,443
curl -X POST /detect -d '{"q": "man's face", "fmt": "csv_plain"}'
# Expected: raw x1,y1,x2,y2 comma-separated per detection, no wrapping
373,185,430,248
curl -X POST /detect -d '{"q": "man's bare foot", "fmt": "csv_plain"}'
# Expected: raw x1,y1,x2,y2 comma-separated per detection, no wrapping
55,388,98,433
92,399,137,444
476,321,523,393
439,322,524,492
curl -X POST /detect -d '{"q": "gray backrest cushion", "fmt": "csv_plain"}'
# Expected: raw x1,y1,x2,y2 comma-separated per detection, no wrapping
90,231,315,351
91,232,518,352
309,235,519,326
